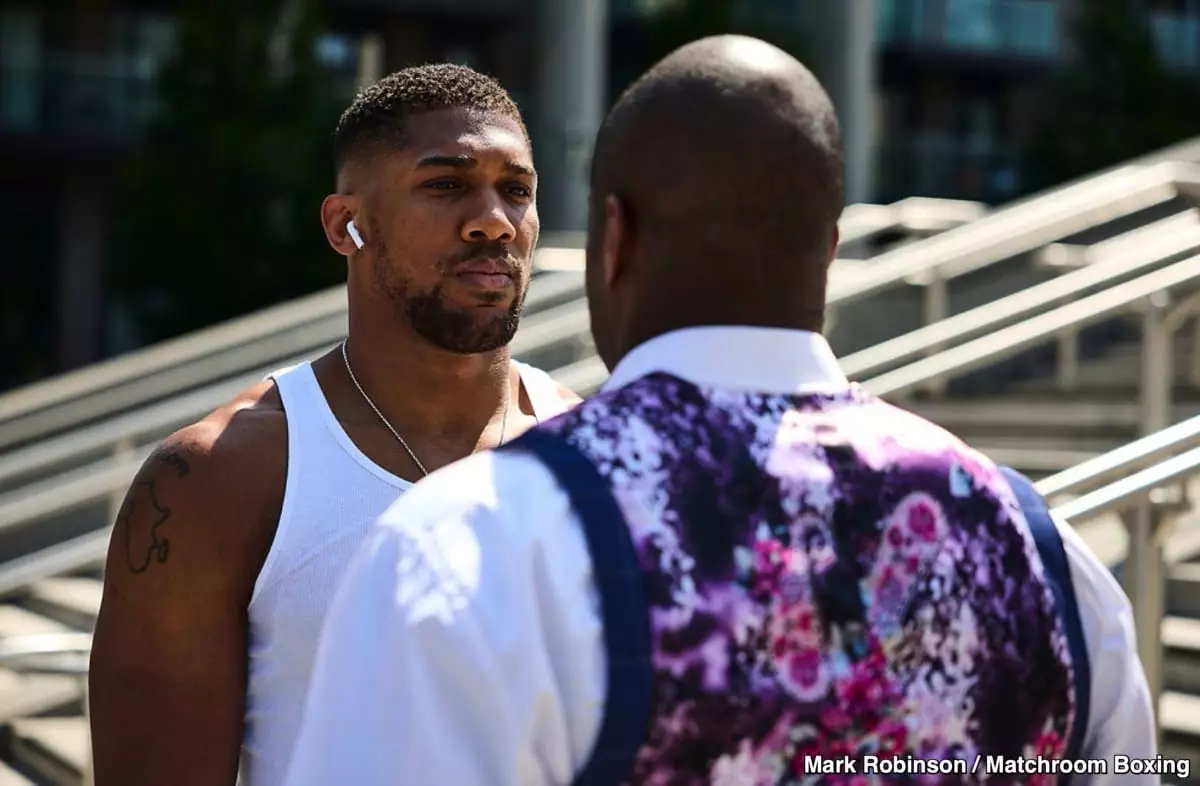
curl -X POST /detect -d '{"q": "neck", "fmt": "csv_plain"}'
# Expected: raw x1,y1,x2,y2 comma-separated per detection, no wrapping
342,310,512,435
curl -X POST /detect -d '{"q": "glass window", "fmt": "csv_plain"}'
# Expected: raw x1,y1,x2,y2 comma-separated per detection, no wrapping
0,7,42,132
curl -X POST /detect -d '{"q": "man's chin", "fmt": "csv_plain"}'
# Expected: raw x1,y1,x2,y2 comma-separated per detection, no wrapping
419,321,519,355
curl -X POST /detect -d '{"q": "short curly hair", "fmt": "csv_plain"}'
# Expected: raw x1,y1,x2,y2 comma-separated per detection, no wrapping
333,63,527,173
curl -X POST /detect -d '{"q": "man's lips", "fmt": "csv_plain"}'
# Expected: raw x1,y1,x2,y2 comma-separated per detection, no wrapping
455,258,515,289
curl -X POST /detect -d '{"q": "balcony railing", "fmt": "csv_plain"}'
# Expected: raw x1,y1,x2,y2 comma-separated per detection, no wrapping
877,0,1062,59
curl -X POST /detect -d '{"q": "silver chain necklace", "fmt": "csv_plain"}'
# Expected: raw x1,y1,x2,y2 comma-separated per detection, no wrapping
340,339,509,478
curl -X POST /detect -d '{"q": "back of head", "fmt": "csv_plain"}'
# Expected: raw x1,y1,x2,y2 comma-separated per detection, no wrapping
586,36,844,366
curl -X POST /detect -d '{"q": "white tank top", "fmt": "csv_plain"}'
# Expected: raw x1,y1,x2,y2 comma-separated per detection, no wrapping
239,359,571,786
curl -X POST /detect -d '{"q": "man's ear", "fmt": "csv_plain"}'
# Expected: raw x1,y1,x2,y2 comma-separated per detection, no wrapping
320,194,361,257
601,194,632,288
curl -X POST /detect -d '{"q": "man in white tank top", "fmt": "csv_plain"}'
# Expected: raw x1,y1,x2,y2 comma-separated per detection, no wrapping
88,63,579,786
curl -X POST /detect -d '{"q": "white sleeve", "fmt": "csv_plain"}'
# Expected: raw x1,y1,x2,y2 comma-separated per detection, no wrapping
1053,514,1158,783
282,450,606,786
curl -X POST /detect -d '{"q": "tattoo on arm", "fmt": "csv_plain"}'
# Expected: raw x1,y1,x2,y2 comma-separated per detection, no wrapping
120,447,190,575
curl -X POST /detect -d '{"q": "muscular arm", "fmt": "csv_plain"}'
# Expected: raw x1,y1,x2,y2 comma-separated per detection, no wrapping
89,400,281,786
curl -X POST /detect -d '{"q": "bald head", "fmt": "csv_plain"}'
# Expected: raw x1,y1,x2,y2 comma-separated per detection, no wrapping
594,35,841,240
585,35,844,368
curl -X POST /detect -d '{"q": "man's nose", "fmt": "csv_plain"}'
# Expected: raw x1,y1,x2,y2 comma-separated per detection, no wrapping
462,194,517,242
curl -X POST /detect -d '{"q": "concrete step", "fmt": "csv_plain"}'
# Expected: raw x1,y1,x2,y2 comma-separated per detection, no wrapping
1169,563,1200,618
970,446,1101,475
1164,616,1200,695
905,398,1200,435
8,718,87,786
1010,337,1200,396
1162,691,1200,784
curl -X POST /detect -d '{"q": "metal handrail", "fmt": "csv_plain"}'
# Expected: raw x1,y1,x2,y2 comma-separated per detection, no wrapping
556,235,1200,398
0,196,984,441
840,211,1200,379
0,295,592,490
860,252,1200,397
0,529,110,598
826,161,1200,307
1037,414,1200,500
535,199,988,271
0,196,971,447
0,267,587,452
11,253,1200,554
2,156,1191,451
1053,446,1200,524
1048,442,1200,709
1,198,975,448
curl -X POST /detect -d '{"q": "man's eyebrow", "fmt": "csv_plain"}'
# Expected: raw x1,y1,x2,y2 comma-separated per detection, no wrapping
414,154,475,170
506,162,536,178
414,155,535,179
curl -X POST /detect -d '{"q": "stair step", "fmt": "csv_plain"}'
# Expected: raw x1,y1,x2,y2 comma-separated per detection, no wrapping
9,718,87,786
0,607,71,639
907,399,1200,433
1161,690,1200,784
970,446,1101,474
1165,617,1200,695
1169,563,1200,618
19,580,101,633
0,670,82,725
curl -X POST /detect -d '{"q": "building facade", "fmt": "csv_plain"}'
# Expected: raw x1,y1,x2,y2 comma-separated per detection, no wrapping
0,0,1197,389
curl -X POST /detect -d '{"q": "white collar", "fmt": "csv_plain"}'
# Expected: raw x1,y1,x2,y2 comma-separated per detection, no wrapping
601,326,849,395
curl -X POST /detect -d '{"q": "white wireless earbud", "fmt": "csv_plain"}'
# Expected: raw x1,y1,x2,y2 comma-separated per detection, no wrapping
346,219,364,249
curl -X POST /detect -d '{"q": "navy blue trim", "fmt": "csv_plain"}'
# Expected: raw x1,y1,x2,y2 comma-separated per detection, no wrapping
501,429,654,786
1000,466,1091,768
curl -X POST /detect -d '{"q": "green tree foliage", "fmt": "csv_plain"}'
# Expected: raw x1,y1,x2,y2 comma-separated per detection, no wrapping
1024,0,1200,191
109,0,347,343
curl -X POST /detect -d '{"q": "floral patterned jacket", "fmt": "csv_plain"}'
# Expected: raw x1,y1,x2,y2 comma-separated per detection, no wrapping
527,373,1079,786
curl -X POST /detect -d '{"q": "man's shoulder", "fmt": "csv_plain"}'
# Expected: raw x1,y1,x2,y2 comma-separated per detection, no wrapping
142,379,288,530
108,379,289,599
377,448,571,541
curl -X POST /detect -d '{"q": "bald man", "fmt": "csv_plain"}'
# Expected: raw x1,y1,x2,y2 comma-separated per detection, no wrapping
284,36,1155,786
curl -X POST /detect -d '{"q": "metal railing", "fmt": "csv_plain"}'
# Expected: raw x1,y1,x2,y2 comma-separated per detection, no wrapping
11,246,1200,571
840,210,1200,381
552,167,1200,396
5,156,1198,459
0,196,980,455
536,198,990,271
555,208,1200,395
826,160,1200,326
1049,442,1200,726
858,253,1200,400
0,266,586,452
1038,414,1200,502
0,293,595,495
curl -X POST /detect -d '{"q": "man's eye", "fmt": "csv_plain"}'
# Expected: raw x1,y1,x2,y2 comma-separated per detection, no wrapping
425,180,461,190
508,185,533,198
